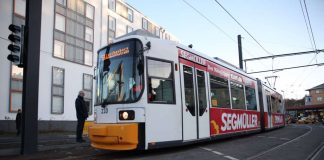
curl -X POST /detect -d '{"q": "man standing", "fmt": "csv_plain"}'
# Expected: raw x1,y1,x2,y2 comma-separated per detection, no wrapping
15,109,22,136
75,90,88,143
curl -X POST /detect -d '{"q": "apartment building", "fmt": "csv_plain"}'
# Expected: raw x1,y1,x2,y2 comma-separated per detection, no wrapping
0,0,177,132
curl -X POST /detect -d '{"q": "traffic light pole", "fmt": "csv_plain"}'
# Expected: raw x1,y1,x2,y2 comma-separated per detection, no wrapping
21,0,42,154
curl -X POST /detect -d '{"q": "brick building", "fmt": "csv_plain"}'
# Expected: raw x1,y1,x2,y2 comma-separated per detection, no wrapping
306,83,324,105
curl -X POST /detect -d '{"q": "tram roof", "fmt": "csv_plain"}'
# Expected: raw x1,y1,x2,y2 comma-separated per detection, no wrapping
108,30,279,90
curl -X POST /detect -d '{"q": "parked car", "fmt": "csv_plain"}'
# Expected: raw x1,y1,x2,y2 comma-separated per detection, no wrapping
297,117,315,124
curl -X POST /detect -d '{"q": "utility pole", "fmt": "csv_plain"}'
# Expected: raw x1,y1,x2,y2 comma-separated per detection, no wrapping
21,0,42,154
238,35,243,70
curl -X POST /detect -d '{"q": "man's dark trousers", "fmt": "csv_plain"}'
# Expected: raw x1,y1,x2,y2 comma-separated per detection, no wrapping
76,118,85,141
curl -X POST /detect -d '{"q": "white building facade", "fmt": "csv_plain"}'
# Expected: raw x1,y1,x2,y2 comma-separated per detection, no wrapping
0,0,177,132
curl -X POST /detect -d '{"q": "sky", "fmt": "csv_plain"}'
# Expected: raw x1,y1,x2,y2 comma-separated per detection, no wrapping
126,0,324,99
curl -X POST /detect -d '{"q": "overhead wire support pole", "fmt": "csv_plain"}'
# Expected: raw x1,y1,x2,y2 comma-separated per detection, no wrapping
238,35,243,70
244,49,324,62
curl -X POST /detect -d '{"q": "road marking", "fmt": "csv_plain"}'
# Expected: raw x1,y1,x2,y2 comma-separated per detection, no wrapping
224,155,239,160
279,138,290,141
200,147,238,159
212,151,224,155
247,125,313,160
257,135,290,141
200,147,213,151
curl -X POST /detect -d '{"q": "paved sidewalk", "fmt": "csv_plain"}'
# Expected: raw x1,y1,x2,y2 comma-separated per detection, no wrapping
0,132,90,158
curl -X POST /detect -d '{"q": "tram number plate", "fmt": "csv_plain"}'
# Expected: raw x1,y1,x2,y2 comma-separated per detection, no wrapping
101,107,108,114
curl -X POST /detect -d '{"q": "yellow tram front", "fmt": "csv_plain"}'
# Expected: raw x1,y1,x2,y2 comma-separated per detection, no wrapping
89,38,146,150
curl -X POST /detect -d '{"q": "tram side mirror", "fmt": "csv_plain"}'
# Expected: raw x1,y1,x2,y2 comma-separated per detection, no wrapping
139,41,151,54
145,41,151,50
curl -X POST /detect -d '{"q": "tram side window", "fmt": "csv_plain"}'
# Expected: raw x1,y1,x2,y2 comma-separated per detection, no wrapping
245,86,257,110
266,94,271,114
147,59,175,104
230,82,246,110
209,75,230,108
183,65,195,116
271,96,280,113
278,99,283,113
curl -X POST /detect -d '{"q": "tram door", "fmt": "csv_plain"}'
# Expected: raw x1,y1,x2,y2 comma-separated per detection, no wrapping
266,92,272,129
180,64,210,141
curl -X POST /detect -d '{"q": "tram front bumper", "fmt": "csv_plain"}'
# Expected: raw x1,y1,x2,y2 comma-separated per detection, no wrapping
89,123,139,150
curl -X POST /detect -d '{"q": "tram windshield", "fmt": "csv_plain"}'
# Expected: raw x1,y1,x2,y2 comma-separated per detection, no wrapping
96,39,144,105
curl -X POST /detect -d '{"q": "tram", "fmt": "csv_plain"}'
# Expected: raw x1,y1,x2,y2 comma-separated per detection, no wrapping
88,30,285,151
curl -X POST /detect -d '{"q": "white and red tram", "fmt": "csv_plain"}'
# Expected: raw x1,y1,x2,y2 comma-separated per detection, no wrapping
89,30,285,150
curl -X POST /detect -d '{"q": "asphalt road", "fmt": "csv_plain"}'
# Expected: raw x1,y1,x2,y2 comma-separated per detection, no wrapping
2,124,324,160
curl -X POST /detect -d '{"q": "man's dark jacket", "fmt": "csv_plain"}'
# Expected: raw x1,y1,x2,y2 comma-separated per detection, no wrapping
16,112,22,129
75,96,88,119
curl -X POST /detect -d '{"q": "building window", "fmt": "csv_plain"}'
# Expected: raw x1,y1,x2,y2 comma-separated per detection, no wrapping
210,75,230,108
108,16,116,43
54,40,65,58
52,67,64,114
316,90,320,94
55,13,66,32
108,0,116,12
127,26,133,33
86,3,94,20
65,45,84,64
317,97,323,102
127,8,133,22
148,22,153,33
155,27,160,37
230,82,245,110
67,0,76,10
56,0,66,6
75,23,85,39
116,1,127,19
84,50,92,66
14,0,26,17
83,74,93,115
142,18,148,30
10,65,23,112
245,86,257,110
76,0,85,15
54,1,94,65
85,27,93,42
147,59,175,104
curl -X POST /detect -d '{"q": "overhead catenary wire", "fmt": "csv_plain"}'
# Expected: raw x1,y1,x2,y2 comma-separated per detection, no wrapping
303,0,318,53
181,0,271,70
182,0,235,43
213,0,273,56
287,0,319,93
299,0,316,52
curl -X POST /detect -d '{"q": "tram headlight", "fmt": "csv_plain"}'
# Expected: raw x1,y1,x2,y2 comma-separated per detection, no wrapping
119,110,135,120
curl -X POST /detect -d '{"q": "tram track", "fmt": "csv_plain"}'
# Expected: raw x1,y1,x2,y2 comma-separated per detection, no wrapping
306,141,324,160
246,125,313,160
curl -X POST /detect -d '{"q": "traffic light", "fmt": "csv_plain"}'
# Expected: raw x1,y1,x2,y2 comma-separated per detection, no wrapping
7,24,24,68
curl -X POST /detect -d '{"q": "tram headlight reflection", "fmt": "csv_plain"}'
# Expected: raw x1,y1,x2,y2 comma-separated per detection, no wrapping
119,110,135,120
